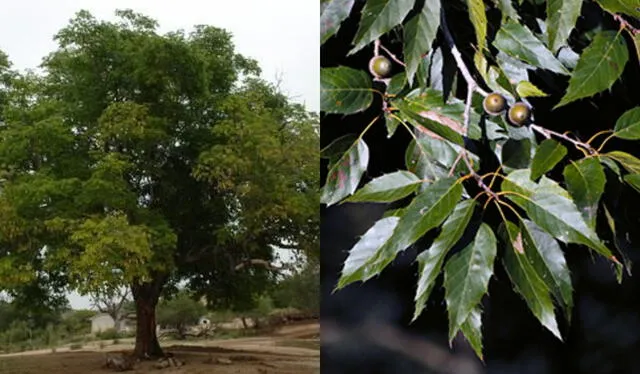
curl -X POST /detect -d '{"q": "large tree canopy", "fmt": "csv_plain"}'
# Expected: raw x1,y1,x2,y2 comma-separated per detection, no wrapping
0,9,318,358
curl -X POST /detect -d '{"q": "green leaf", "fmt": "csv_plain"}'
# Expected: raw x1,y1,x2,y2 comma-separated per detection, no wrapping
336,216,400,289
321,67,374,114
467,0,488,51
595,0,640,17
346,170,421,203
321,138,369,206
500,221,562,339
516,81,549,97
387,73,408,95
404,0,440,85
613,107,640,140
321,133,359,161
394,99,465,146
521,219,573,322
385,112,401,138
502,138,534,171
623,174,640,193
605,151,640,174
501,169,618,264
603,204,633,275
349,0,414,55
413,200,477,321
444,223,497,341
531,139,567,180
546,0,583,52
321,0,356,44
493,21,569,75
631,32,640,67
460,306,484,360
563,157,606,229
493,0,520,22
555,31,629,109
406,135,479,178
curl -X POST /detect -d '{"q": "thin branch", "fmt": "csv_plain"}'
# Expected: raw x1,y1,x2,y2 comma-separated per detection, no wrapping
530,124,595,155
378,43,406,67
611,13,640,35
234,259,289,271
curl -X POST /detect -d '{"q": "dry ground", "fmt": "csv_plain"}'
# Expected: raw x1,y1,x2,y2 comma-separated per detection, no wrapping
0,322,319,374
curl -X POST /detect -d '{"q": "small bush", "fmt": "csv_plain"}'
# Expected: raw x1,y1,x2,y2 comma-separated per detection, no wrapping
69,343,83,350
96,328,119,340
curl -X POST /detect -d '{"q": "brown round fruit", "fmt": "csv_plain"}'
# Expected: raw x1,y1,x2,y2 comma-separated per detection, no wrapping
369,56,392,78
483,93,507,116
508,102,531,126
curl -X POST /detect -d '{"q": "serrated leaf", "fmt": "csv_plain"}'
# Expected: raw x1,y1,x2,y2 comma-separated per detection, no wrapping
346,170,421,203
516,81,549,97
349,0,414,55
623,174,640,193
321,133,359,161
321,67,374,114
428,48,459,101
460,306,484,360
557,46,581,70
336,216,400,289
404,0,440,85
385,112,400,138
444,223,497,340
531,139,567,180
613,107,640,140
502,138,534,171
467,0,488,51
321,0,356,44
493,21,569,75
595,0,640,17
600,155,622,176
603,204,633,275
563,157,605,229
500,221,562,340
387,73,408,95
501,169,619,266
394,99,465,146
406,135,479,178
321,138,369,206
555,31,629,109
605,151,640,174
413,200,477,321
547,0,583,53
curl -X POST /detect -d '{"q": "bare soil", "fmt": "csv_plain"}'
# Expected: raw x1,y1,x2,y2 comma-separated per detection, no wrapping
0,322,319,374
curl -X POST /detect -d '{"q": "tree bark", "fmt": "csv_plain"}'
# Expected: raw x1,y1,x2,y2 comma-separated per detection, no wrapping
131,274,167,359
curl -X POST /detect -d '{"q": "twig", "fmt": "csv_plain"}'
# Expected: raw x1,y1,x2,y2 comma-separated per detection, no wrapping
612,13,639,35
530,124,596,155
378,43,407,67
374,39,380,56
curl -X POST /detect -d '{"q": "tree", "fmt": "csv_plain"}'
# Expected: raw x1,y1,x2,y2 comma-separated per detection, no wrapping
0,9,318,358
90,286,131,332
156,291,206,339
321,0,640,361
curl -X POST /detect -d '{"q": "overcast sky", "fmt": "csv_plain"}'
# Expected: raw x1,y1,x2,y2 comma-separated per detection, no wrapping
0,0,318,310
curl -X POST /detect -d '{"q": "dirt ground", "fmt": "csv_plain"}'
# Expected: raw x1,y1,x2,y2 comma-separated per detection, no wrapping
0,322,319,374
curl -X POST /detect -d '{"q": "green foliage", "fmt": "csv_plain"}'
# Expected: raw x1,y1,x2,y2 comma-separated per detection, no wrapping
321,0,640,360
272,264,320,313
156,291,206,336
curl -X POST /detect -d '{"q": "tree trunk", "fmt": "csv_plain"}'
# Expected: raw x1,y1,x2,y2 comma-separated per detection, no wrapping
241,316,249,329
131,274,166,359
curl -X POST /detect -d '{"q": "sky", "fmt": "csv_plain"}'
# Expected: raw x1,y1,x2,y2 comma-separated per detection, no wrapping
0,0,318,310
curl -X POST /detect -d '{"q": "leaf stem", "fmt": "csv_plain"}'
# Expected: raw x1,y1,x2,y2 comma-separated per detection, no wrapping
530,124,594,156
379,43,406,67
597,134,616,153
586,130,613,145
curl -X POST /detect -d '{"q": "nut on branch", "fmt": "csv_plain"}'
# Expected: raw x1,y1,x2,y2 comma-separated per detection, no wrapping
508,102,532,127
368,55,392,78
482,93,507,116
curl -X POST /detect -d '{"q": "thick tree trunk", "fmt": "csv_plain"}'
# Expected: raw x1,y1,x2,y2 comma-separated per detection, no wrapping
131,275,166,359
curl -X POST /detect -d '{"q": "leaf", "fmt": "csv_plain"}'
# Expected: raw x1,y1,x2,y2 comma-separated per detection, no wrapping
460,306,484,360
349,0,415,55
467,0,488,51
595,0,640,17
321,133,359,161
631,32,640,67
502,138,534,171
493,0,520,22
623,174,640,193
413,200,477,321
501,169,619,264
403,0,440,85
428,47,458,101
605,151,640,174
500,221,562,340
444,223,497,341
493,21,569,75
563,157,605,229
394,99,465,146
406,135,479,178
385,112,401,138
387,73,408,95
613,107,640,140
336,216,400,289
546,0,583,52
603,204,633,275
320,67,374,114
346,170,421,203
516,81,548,97
321,138,369,206
321,0,356,44
521,219,573,321
555,31,629,109
531,139,567,180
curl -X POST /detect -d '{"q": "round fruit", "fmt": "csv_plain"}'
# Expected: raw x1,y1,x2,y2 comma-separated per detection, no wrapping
369,56,392,78
482,93,507,116
508,102,531,126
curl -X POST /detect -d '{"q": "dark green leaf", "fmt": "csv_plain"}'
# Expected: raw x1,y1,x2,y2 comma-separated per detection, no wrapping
387,73,408,95
404,0,440,85
595,0,640,17
563,158,605,229
321,67,374,114
467,0,488,51
413,200,477,321
521,219,573,321
631,32,640,66
502,138,533,171
555,31,629,109
599,155,622,176
336,216,400,289
321,0,356,44
603,204,633,276
460,306,484,360
531,139,567,180
613,107,640,140
346,170,421,203
385,112,401,138
321,138,369,206
500,221,562,339
623,174,640,193
349,0,414,55
444,223,497,340
394,99,465,146
321,133,359,161
605,151,640,174
493,21,569,75
547,0,583,52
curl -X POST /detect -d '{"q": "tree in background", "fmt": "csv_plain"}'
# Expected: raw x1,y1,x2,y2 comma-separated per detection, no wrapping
156,290,206,339
0,9,318,358
90,286,131,332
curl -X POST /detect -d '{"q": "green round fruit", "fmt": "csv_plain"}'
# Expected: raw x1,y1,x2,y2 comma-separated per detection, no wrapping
369,56,392,78
483,93,507,116
508,102,531,126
